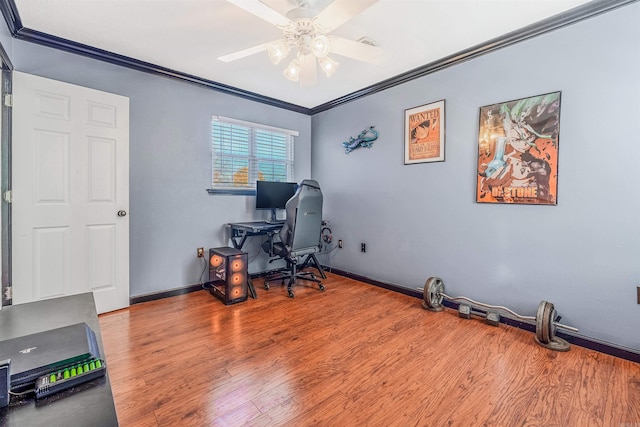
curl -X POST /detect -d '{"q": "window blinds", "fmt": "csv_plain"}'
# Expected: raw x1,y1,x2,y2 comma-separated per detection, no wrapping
211,116,296,192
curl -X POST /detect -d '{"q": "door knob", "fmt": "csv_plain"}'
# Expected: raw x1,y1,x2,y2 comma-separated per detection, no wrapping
117,210,127,217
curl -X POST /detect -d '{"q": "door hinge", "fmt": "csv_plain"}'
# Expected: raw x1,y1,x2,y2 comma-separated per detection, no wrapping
3,93,12,107
3,190,11,203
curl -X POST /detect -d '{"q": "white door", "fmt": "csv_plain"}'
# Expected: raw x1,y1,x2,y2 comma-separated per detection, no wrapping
12,72,129,314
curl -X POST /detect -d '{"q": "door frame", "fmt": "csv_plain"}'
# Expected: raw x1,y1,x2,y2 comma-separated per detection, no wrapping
0,41,11,307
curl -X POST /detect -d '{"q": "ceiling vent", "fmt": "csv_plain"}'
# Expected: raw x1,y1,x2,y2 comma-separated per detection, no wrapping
357,37,378,47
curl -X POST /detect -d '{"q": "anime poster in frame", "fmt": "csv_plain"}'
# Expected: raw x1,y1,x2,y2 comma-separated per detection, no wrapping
404,100,445,164
476,92,561,205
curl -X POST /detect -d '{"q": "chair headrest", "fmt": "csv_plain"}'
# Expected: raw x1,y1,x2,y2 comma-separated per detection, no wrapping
299,179,320,190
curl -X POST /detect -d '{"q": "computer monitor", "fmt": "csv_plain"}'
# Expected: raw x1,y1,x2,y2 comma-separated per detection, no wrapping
255,180,297,222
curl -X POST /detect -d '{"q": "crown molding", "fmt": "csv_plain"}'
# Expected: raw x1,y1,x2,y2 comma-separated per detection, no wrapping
0,0,19,36
0,0,637,115
309,0,639,114
13,27,312,114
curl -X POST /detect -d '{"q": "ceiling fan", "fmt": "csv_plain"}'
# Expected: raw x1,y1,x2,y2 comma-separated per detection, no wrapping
218,0,385,86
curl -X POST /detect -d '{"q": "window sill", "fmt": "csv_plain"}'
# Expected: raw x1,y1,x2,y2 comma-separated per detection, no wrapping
207,188,255,196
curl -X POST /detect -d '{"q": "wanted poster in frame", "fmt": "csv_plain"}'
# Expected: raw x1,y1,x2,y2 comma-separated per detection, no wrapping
404,100,445,164
476,92,561,205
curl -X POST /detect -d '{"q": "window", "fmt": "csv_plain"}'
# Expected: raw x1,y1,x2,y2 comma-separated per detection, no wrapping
210,116,297,194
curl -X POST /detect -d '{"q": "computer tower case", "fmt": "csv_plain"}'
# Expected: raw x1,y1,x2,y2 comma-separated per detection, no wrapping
208,247,248,305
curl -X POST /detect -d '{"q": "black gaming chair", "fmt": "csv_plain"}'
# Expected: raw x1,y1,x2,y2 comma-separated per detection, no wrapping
262,179,326,298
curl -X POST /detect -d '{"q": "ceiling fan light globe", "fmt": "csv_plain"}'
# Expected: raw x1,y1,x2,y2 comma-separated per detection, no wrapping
311,35,330,58
267,41,290,65
283,59,302,82
319,56,339,78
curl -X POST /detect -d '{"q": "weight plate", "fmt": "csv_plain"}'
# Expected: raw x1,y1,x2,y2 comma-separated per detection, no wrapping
549,307,557,341
535,336,571,352
543,302,555,343
534,300,571,351
535,301,555,344
535,301,545,342
541,302,551,343
458,303,471,319
485,311,500,327
422,277,444,311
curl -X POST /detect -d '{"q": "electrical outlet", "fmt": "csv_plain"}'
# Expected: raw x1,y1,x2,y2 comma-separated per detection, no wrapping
361,243,366,253
197,247,204,258
338,240,343,248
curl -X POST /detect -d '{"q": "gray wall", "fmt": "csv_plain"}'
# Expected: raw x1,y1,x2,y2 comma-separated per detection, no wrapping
311,3,640,350
0,14,12,60
3,3,639,351
11,41,312,297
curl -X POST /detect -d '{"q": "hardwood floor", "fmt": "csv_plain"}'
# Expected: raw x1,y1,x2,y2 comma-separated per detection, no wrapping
99,272,640,426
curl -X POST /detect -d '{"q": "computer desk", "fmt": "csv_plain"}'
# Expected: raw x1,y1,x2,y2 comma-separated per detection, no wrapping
228,221,284,251
227,221,327,298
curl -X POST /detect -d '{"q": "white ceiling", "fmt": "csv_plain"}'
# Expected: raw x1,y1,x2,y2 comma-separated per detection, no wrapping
14,0,594,109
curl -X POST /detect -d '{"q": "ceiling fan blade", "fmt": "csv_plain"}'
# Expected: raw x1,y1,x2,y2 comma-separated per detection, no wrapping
217,42,270,62
329,36,387,64
314,0,380,32
226,0,292,27
299,55,318,87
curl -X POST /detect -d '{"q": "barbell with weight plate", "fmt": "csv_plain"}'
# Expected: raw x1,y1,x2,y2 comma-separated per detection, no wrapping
420,277,578,352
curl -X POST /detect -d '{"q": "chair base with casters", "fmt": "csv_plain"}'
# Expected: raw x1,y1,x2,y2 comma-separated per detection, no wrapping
299,253,327,279
263,248,325,298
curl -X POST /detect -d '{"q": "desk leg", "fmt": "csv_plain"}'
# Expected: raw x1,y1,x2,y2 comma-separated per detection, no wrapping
247,276,257,299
